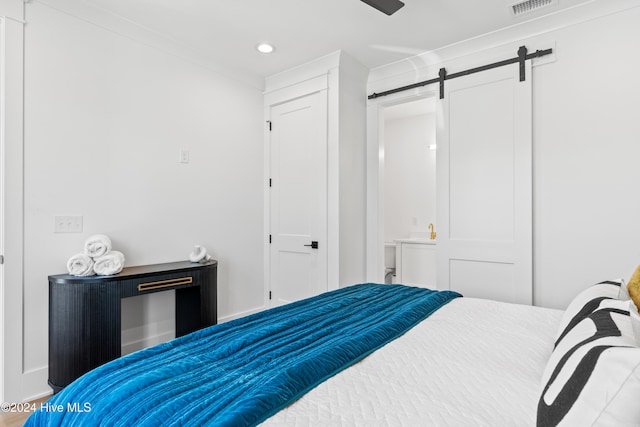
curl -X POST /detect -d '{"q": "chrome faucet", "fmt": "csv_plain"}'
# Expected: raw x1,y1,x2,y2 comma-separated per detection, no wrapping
428,223,436,240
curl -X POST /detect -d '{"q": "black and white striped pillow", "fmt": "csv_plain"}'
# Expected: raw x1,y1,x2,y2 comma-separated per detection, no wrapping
538,298,640,426
554,280,624,345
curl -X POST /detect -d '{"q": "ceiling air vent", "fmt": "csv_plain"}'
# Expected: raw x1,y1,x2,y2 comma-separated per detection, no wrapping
510,0,557,16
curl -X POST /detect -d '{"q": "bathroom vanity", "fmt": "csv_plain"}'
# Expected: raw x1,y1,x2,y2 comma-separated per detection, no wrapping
394,239,436,288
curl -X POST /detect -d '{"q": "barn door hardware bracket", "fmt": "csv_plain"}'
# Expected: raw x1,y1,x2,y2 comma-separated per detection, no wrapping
438,68,446,100
518,46,528,82
367,45,552,100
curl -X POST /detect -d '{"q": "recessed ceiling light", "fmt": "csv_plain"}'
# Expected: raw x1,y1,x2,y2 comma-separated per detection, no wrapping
256,43,275,54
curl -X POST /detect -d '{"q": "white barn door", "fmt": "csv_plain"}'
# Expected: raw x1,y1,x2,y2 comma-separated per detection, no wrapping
269,91,328,307
436,62,532,305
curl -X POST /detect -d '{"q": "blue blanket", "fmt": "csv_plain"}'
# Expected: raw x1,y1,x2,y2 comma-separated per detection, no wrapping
27,284,460,426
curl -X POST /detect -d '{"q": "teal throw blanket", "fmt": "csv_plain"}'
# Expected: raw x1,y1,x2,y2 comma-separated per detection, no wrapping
26,284,460,426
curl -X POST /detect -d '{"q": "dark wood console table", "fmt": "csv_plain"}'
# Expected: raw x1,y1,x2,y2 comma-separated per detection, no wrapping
48,260,217,393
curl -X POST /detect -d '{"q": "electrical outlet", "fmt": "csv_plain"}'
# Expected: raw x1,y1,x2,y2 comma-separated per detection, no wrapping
54,216,83,233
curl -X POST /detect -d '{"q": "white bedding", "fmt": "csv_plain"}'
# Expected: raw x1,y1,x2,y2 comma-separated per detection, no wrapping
264,297,562,426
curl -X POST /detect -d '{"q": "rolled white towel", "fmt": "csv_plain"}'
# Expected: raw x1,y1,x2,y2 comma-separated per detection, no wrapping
67,253,95,277
189,245,211,263
84,234,112,258
93,250,125,276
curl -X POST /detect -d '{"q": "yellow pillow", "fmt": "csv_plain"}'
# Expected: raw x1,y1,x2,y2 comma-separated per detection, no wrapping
627,265,640,310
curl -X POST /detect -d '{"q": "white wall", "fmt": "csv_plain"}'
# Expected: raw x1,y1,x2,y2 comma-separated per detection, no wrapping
368,2,640,309
383,114,436,242
337,52,368,287
20,2,264,398
530,4,640,309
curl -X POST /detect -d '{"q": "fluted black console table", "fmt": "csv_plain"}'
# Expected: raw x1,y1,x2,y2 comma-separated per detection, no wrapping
48,260,217,393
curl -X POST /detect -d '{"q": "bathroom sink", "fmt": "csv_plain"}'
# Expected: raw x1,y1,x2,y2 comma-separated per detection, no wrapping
394,238,436,244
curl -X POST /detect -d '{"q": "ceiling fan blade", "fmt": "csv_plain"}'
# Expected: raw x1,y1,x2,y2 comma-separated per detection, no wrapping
361,0,405,15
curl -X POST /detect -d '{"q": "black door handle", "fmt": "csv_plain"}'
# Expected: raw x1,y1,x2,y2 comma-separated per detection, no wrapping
304,241,319,249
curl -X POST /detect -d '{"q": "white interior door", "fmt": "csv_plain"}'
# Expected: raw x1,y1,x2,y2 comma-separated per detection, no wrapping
436,62,532,304
269,91,328,306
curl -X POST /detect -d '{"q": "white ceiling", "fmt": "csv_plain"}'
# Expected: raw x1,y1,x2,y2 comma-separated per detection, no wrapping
81,0,594,81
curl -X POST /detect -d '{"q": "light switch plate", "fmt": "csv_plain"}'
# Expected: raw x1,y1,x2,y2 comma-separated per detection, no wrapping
54,216,83,233
179,149,190,164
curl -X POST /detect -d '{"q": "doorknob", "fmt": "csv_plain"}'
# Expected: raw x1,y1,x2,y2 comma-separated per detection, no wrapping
304,241,319,249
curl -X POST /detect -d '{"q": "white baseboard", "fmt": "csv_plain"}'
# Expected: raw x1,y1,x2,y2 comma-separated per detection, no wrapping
121,330,176,356
218,305,267,323
21,366,51,402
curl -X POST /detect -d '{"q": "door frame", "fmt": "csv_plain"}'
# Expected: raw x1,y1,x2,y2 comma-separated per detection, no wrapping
365,89,438,283
263,74,336,308
0,11,26,403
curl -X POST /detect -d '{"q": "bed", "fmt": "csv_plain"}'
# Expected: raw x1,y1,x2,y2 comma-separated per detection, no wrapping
25,278,640,426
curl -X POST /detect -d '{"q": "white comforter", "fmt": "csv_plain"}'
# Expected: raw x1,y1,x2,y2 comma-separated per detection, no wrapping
264,297,562,426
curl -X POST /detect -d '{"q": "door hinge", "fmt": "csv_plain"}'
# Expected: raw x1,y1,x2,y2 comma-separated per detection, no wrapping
266,120,272,131
0,255,3,265
269,178,272,187
269,234,272,244
269,291,272,300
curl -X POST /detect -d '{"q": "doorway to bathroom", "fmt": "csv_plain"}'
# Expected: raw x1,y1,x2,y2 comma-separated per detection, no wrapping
368,62,533,305
381,96,437,287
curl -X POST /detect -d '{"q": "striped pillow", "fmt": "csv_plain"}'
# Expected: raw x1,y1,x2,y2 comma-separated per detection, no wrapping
554,280,623,346
538,299,640,426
